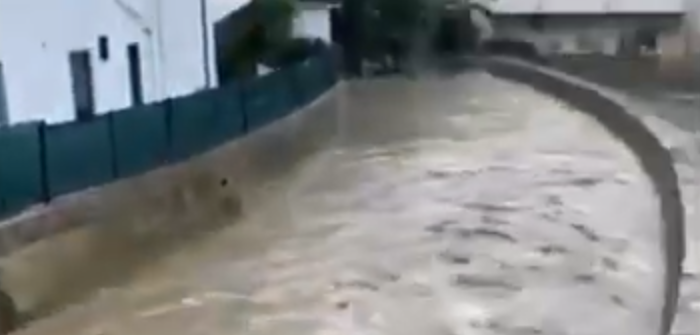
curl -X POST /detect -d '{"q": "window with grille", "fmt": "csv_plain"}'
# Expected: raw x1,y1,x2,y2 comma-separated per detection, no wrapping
68,50,96,122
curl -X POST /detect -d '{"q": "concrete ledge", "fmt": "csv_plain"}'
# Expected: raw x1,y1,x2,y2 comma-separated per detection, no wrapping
0,83,344,318
483,57,685,335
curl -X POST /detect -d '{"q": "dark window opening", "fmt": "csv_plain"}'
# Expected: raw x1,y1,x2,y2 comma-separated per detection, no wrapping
635,28,659,52
528,14,546,31
330,6,345,45
68,50,96,122
126,43,144,106
98,35,110,61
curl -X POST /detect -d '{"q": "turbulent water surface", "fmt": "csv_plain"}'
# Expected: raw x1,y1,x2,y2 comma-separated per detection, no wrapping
11,73,665,335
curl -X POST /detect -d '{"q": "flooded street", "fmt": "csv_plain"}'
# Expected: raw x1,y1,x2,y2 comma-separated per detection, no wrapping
11,73,665,335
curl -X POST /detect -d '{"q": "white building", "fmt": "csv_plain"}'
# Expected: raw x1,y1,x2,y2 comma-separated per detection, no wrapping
293,1,332,43
684,0,700,54
0,0,252,125
488,0,687,56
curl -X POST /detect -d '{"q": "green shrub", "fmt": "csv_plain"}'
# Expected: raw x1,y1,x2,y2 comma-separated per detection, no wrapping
217,0,298,82
262,37,327,69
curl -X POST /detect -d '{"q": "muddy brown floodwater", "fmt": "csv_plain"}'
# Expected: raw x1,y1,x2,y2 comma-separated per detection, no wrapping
4,72,667,335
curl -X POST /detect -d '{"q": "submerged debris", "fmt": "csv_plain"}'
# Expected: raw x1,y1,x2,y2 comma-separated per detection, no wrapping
570,223,602,242
455,227,517,243
538,244,569,256
452,274,521,291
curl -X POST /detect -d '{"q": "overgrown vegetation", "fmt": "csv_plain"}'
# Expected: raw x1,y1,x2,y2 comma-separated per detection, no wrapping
361,0,430,64
434,4,480,54
339,0,483,73
217,0,325,82
216,0,486,80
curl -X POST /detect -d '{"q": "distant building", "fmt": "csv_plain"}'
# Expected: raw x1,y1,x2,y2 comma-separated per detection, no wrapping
489,0,686,56
0,0,240,125
293,1,332,43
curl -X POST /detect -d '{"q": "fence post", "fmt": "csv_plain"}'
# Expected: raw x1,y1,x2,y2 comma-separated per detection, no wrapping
288,62,305,108
106,113,119,178
239,81,250,134
163,98,175,163
37,121,51,203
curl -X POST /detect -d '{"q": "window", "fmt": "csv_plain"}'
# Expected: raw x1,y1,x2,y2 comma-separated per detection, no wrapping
528,14,546,31
98,35,110,61
635,28,659,53
68,50,96,122
126,43,144,106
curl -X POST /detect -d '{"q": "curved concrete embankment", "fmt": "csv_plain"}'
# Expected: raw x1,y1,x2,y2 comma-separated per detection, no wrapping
0,63,684,335
483,57,686,335
0,83,344,320
0,71,670,335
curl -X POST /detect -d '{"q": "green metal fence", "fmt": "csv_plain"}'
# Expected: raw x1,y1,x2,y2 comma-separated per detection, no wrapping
43,116,114,198
0,51,338,220
0,122,44,214
109,101,170,179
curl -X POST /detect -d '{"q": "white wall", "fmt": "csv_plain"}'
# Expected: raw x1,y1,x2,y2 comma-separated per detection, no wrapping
494,15,684,56
495,25,618,54
0,0,250,125
293,6,332,43
658,0,700,75
686,0,700,54
491,0,685,14
0,0,145,123
493,19,624,55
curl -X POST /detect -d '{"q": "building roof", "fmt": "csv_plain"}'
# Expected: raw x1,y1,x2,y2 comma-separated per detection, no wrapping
487,0,685,15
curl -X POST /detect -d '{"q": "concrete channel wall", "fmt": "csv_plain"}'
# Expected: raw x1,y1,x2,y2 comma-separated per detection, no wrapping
0,83,343,321
0,51,338,252
0,54,342,326
483,57,686,335
0,53,686,333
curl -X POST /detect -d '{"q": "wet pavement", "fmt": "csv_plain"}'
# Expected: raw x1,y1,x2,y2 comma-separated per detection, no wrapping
4,72,668,334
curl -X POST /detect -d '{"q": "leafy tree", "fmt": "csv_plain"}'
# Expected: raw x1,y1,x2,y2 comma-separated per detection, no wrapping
373,0,427,34
263,37,326,68
363,0,486,59
360,0,431,68
217,0,299,81
434,3,481,54
253,0,297,50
